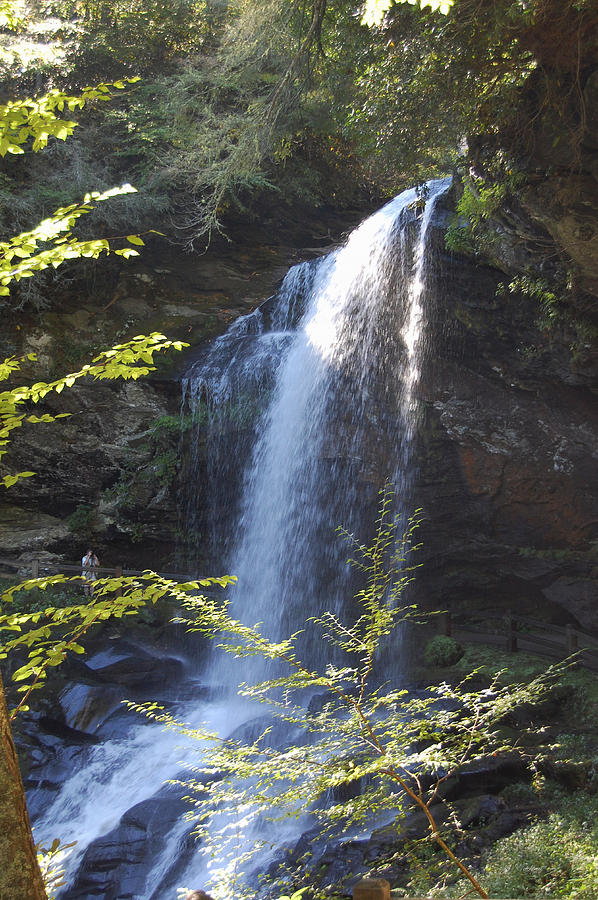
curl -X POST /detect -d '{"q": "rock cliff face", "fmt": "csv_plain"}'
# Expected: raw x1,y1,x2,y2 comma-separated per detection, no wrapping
425,52,598,630
0,205,368,573
413,202,598,629
1,376,181,569
519,64,598,301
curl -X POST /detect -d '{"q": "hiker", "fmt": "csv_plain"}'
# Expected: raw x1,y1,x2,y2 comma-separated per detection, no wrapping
81,548,99,596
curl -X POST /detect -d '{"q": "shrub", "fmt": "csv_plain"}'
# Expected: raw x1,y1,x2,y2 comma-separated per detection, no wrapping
424,634,464,667
66,503,96,536
479,792,598,899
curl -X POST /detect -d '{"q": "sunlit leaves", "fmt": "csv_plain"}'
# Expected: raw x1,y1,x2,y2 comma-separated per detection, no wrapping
36,836,76,898
0,79,141,157
0,0,25,29
276,890,308,900
0,184,143,295
1,471,34,488
0,571,235,717
0,74,146,300
362,0,454,28
0,334,189,488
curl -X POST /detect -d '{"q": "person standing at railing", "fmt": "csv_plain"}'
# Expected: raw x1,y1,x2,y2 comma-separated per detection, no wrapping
81,548,100,597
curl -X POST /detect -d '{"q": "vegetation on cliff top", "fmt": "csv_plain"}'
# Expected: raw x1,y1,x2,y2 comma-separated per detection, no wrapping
2,0,597,258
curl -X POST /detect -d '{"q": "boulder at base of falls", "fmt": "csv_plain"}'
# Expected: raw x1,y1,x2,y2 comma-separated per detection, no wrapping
68,794,188,899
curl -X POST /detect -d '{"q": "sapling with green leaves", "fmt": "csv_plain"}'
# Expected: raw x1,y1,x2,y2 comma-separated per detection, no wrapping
131,488,564,900
0,571,236,719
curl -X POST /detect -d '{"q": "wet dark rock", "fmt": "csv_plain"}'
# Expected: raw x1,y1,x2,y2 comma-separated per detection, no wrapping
59,682,126,733
265,780,539,897
91,654,185,690
469,803,539,847
437,754,531,802
36,714,101,745
52,638,188,736
228,713,303,749
498,683,578,730
407,217,598,631
68,794,187,899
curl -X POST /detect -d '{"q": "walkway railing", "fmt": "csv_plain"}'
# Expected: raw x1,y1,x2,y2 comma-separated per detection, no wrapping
0,556,196,583
437,608,598,672
352,878,534,898
1,555,597,672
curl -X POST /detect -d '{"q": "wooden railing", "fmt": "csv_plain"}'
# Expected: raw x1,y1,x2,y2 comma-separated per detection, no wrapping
352,879,535,898
185,880,539,899
186,884,535,900
2,555,596,673
437,608,598,672
0,556,196,583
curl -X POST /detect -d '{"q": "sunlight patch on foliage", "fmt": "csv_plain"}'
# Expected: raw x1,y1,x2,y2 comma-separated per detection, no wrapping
362,0,454,28
0,79,140,157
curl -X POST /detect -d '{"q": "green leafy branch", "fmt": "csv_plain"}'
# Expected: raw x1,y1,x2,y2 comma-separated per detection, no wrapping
0,333,188,489
362,0,454,28
0,0,22,28
0,571,236,718
0,78,140,157
0,69,145,297
35,837,76,900
0,185,158,297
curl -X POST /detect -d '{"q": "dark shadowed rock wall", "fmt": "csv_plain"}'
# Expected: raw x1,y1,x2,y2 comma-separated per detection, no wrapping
412,196,598,630
0,205,371,574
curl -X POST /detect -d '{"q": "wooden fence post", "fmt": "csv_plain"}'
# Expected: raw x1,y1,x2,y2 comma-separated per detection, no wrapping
114,565,123,598
566,624,578,655
505,613,517,652
31,559,39,578
440,609,452,637
353,878,390,900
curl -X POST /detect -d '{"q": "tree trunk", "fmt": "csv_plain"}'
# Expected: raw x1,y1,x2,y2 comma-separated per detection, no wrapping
0,670,47,899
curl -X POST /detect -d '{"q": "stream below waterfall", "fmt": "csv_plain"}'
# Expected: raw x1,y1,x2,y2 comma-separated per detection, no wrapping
28,178,451,899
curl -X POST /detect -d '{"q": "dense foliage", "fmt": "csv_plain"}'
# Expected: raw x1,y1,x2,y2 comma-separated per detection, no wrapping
2,0,596,266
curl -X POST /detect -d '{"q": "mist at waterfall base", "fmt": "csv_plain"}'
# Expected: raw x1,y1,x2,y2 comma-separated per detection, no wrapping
30,178,450,898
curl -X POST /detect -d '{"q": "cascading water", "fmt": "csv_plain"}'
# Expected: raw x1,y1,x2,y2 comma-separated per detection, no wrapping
30,178,450,899
183,178,450,670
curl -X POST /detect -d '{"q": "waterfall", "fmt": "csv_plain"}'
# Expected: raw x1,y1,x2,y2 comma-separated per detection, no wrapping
183,178,450,670
30,178,450,899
